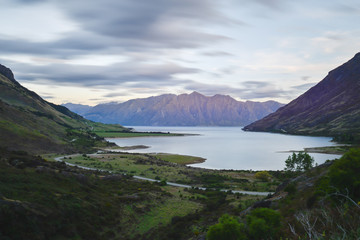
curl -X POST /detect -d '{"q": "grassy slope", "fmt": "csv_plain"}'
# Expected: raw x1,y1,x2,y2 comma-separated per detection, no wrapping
0,71,130,154
0,148,263,240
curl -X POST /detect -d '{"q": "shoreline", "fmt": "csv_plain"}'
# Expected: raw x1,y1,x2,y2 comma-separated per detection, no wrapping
278,145,351,155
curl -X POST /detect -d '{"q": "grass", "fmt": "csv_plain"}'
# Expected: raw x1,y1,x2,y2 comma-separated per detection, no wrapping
135,197,201,235
303,145,353,154
1,148,271,240
152,153,206,165
60,152,279,192
94,131,183,138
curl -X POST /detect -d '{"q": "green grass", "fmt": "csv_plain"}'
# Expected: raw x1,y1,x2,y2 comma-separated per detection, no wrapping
135,198,201,235
94,131,182,138
152,153,205,165
61,153,279,192
303,145,353,155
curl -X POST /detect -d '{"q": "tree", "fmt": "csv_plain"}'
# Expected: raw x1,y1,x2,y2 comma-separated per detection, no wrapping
206,214,246,240
285,152,314,172
328,148,360,200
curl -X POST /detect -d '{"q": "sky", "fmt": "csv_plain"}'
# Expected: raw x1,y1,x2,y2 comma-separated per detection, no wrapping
1,0,360,106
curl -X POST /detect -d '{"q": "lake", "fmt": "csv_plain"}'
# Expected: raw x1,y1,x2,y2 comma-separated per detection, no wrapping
108,126,341,171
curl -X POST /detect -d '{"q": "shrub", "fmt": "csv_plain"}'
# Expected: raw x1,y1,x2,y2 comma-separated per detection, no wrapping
284,182,297,196
246,208,281,239
254,171,271,181
328,148,360,200
206,214,246,240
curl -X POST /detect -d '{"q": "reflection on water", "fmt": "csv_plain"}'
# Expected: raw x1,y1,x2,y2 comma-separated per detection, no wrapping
108,126,341,171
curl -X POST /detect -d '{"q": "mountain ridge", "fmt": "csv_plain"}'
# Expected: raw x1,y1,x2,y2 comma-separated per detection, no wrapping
0,64,126,154
244,53,360,141
64,92,284,126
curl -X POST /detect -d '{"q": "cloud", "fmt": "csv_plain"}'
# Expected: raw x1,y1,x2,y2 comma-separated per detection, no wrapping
291,82,317,91
202,51,234,57
252,0,287,10
1,0,236,58
184,80,289,100
330,4,360,14
2,59,199,88
51,0,235,50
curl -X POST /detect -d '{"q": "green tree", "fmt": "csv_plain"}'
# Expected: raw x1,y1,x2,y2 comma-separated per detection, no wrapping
246,208,281,239
328,148,360,200
285,152,314,172
206,214,246,240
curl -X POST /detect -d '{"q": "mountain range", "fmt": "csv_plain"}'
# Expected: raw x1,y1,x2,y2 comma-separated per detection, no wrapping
64,92,284,126
0,64,126,154
244,53,360,141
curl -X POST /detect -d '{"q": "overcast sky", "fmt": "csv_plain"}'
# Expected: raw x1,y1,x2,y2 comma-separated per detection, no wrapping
1,0,359,105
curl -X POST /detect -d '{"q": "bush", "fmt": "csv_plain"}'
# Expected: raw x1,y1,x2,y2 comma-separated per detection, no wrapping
254,171,271,181
284,182,297,196
246,208,281,239
328,148,360,200
285,152,314,172
206,214,246,240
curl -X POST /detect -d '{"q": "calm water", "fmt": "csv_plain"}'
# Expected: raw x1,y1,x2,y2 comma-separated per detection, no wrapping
108,126,341,171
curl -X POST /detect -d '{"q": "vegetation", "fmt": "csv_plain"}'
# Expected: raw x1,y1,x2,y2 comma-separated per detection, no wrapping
254,171,271,181
0,148,264,240
206,214,246,240
206,208,281,240
246,208,281,239
277,148,360,239
284,151,314,172
94,130,182,138
152,153,205,165
327,148,360,200
58,152,279,192
205,148,360,240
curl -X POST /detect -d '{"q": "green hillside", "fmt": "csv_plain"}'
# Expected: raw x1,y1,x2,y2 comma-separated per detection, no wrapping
0,64,128,154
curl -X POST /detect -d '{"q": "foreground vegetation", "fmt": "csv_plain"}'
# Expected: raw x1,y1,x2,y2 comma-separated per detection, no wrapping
205,148,360,239
0,148,265,240
2,145,359,239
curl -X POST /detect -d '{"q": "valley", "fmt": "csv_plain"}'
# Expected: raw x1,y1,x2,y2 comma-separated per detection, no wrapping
1,53,360,239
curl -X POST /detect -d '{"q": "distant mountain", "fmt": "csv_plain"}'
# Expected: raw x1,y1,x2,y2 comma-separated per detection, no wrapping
62,103,93,116
66,92,284,126
244,53,360,141
0,64,126,154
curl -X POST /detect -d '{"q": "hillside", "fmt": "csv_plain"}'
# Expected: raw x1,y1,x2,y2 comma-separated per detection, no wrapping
244,53,360,141
0,64,127,154
64,92,284,126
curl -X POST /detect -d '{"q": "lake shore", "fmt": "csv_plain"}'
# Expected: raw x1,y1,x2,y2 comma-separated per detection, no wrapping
279,145,351,155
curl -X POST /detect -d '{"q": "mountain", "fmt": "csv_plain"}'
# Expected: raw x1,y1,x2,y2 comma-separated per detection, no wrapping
244,53,360,141
66,92,284,126
0,64,127,154
62,103,93,116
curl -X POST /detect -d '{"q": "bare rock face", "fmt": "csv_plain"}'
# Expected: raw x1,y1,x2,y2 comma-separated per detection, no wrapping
0,64,16,83
244,53,360,139
72,91,284,126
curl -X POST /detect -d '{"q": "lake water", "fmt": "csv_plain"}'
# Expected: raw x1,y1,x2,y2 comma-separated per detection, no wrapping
108,126,341,171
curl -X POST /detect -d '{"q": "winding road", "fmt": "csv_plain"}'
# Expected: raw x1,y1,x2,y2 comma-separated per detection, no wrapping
55,155,273,196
